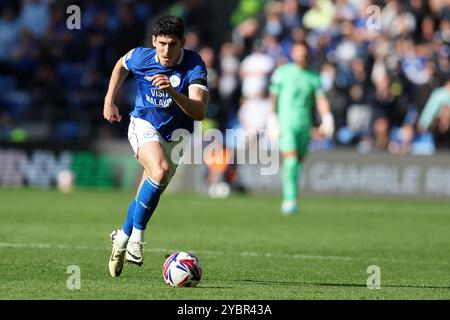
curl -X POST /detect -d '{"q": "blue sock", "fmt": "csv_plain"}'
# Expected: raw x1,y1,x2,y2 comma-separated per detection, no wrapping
133,177,163,230
123,199,136,237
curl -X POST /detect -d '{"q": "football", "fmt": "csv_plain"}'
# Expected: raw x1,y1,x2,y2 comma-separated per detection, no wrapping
162,251,202,287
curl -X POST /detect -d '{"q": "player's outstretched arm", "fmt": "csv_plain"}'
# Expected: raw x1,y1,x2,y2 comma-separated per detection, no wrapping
270,93,278,113
316,94,334,138
104,57,129,123
151,74,209,121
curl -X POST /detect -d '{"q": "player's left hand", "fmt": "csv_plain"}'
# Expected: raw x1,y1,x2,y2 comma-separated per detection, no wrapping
150,74,175,94
318,112,334,138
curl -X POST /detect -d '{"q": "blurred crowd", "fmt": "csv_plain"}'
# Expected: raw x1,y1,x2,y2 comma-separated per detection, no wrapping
0,0,165,142
1,0,450,154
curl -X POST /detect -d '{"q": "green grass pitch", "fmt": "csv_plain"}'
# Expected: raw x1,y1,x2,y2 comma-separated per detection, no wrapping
0,188,449,299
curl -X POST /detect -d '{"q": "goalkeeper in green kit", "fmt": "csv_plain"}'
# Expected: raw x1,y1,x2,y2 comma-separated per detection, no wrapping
269,41,334,215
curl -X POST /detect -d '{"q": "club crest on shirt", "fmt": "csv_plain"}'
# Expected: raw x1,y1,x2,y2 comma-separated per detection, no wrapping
143,130,155,138
170,75,181,88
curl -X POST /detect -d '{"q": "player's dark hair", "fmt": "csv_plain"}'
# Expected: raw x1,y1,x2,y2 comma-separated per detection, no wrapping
153,15,185,40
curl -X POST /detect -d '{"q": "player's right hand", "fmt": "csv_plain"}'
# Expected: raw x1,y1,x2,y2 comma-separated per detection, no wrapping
318,112,334,138
103,100,122,123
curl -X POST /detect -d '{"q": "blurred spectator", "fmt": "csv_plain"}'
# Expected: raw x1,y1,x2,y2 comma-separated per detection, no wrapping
218,42,240,131
401,41,432,86
334,0,357,23
1,0,450,152
388,106,419,155
184,29,200,51
281,0,302,31
263,1,283,38
232,17,260,57
11,28,39,78
239,42,275,99
19,0,50,39
417,15,435,43
436,17,450,44
170,0,213,46
238,93,272,142
261,33,287,65
199,46,220,123
302,0,335,31
0,5,20,65
321,62,348,132
231,0,267,27
115,2,145,56
369,74,399,150
85,9,113,73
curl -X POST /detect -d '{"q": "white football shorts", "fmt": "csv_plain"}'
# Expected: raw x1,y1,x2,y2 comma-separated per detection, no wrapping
128,116,182,184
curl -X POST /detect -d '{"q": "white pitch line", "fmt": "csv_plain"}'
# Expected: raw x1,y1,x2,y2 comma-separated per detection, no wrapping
0,242,352,261
1,242,449,265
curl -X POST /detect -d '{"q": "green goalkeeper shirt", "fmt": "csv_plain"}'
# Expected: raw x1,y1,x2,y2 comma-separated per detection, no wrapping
269,63,323,131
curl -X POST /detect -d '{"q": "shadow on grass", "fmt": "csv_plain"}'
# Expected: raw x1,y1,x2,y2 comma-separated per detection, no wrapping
197,286,234,289
229,279,450,290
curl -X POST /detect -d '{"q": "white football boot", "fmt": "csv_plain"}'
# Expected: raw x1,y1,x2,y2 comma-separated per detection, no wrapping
108,230,126,277
281,199,299,215
126,240,146,266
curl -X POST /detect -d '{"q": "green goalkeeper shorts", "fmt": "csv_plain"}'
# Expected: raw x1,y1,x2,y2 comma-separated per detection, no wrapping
279,128,311,158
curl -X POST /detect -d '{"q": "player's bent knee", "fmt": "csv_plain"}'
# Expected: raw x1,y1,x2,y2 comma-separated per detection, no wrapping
148,164,170,185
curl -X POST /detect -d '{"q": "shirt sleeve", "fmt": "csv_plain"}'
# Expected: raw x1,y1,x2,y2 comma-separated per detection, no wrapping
122,47,144,73
188,56,208,92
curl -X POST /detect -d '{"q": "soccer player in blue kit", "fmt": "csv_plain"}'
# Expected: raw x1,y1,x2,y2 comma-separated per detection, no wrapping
103,16,209,277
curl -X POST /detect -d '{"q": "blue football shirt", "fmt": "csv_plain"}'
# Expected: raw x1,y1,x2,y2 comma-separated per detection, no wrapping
122,47,208,141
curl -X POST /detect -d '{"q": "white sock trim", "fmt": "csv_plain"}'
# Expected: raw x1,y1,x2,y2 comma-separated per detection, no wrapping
146,177,164,190
115,229,129,248
130,227,145,242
